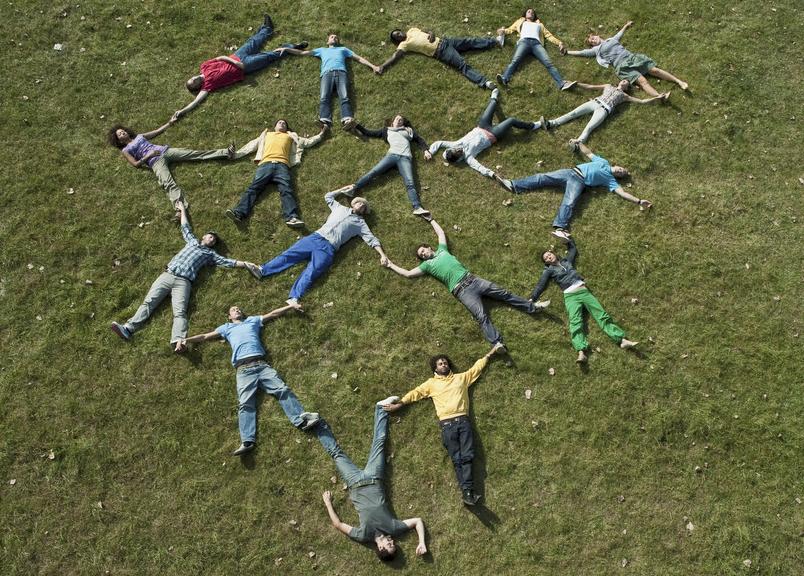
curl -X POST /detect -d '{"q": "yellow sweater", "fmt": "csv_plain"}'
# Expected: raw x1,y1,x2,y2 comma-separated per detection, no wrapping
502,17,562,46
400,357,488,420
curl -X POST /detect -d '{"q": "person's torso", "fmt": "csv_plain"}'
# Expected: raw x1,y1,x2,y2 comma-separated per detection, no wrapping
259,132,293,165
200,55,245,91
386,127,414,157
400,28,439,56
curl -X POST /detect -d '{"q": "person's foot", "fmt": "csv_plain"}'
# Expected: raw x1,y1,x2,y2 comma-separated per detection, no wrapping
551,229,571,242
620,338,639,349
493,172,514,192
462,489,481,506
483,80,496,90
285,217,305,228
299,412,321,431
412,207,431,217
341,117,357,130
532,115,545,131
293,41,309,50
496,33,505,48
263,14,273,30
495,73,508,87
225,209,243,224
560,80,577,91
333,184,356,197
531,299,551,311
227,142,236,159
490,87,500,100
110,321,132,341
245,262,263,280
568,139,580,152
233,441,255,456
576,350,588,364
492,342,508,355
318,118,333,128
377,395,401,407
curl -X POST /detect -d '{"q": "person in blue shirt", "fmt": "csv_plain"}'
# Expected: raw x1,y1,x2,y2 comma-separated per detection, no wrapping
177,301,321,456
494,142,651,239
282,33,381,128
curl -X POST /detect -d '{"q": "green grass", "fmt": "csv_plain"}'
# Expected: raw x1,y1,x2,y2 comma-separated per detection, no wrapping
1,1,802,574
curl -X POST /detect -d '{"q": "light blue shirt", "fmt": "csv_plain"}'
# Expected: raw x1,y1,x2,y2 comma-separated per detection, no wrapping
215,316,266,366
311,46,354,76
317,192,381,250
577,155,619,192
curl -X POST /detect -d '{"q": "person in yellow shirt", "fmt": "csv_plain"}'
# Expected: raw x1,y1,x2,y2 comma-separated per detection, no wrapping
226,119,327,227
381,342,505,506
380,27,503,89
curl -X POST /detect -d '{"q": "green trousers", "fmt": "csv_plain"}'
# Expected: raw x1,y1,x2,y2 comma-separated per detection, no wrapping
150,147,231,206
563,287,626,351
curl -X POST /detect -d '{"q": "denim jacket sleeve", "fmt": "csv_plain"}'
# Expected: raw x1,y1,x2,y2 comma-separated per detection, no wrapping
530,268,554,301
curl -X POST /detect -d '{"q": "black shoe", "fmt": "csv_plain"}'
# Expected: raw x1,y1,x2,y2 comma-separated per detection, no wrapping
496,73,508,87
233,441,255,456
225,209,243,224
263,14,274,30
293,41,309,50
462,489,481,506
299,412,321,431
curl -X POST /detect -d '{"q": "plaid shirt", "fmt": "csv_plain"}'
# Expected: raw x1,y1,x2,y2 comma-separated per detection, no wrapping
166,224,236,282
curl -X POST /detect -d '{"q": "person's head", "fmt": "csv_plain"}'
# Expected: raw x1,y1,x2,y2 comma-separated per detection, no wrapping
585,33,602,46
186,75,204,94
374,533,397,562
227,305,246,322
326,33,339,46
390,29,406,45
350,197,369,216
201,231,219,247
274,119,289,133
107,125,136,148
388,114,410,128
444,147,464,164
415,244,435,261
429,354,454,376
617,79,631,92
611,165,630,179
523,8,538,21
542,250,558,265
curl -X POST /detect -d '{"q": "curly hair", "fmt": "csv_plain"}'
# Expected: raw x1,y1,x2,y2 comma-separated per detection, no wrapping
107,125,136,148
429,354,454,373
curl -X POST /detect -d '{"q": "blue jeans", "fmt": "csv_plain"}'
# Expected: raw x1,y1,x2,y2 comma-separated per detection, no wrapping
315,405,389,486
501,38,563,87
259,233,336,300
477,97,534,138
354,153,421,208
235,362,306,443
512,168,586,230
232,161,298,220
319,70,352,123
435,37,497,86
440,416,475,490
548,100,608,143
233,24,287,74
452,274,535,344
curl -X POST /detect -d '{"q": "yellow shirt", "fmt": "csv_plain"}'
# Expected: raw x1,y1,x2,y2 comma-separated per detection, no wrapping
398,27,440,57
400,357,488,420
258,132,293,166
502,17,561,46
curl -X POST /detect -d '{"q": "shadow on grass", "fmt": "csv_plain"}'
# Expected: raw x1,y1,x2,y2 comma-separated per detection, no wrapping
466,413,502,531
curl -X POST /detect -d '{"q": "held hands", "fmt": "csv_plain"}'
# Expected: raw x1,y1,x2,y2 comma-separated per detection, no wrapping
638,199,653,210
423,150,433,161
322,490,333,504
171,110,182,123
382,402,403,412
174,340,187,354
379,255,389,267
372,64,382,75
559,41,567,55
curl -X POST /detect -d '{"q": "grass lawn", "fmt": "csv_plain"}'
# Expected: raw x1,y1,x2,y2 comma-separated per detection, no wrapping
1,1,801,574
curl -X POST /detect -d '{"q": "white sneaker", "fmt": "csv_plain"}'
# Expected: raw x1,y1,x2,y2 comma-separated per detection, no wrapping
377,395,400,407
576,350,588,364
551,229,571,242
491,87,500,100
286,298,299,307
496,34,505,48
493,173,514,192
533,299,551,310
412,207,430,216
620,338,639,349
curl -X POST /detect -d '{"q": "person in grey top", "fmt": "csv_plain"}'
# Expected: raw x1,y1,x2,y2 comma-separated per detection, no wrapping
255,190,389,304
565,20,688,97
110,202,259,349
316,402,427,562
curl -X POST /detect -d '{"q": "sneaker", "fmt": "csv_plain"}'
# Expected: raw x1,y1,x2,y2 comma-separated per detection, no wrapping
319,118,333,128
233,441,255,456
412,207,431,217
462,489,481,506
377,395,401,407
620,338,639,349
263,14,273,30
551,229,572,242
286,297,300,307
576,350,588,364
560,80,577,91
492,342,508,355
532,299,551,310
110,321,132,341
532,115,545,131
568,139,580,152
495,73,508,87
490,87,500,100
493,173,514,193
225,209,243,224
483,80,496,90
334,184,356,197
285,217,305,228
496,33,505,48
299,412,321,431
293,41,309,50
245,262,263,280
341,117,357,130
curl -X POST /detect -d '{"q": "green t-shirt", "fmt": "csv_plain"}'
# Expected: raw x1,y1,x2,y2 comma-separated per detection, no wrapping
418,243,469,292
347,482,409,542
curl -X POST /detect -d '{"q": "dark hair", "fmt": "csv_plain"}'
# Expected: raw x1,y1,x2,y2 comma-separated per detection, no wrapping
186,75,203,94
429,354,454,373
522,8,538,20
375,544,397,562
107,125,136,148
542,250,556,265
385,115,411,128
444,148,463,164
415,243,432,260
275,118,291,131
390,29,404,44
205,231,219,245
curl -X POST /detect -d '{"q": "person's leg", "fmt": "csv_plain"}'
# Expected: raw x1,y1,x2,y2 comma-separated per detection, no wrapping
552,172,586,230
576,106,609,143
530,41,564,87
150,157,186,207
477,96,499,129
257,365,306,427
259,235,315,277
647,66,688,90
578,288,627,344
473,275,534,313
353,154,398,191
318,72,335,124
500,39,530,83
447,36,498,53
333,70,353,121
395,156,422,208
362,405,390,480
314,420,365,486
513,168,572,194
635,75,661,97
547,100,598,129
235,367,260,443
234,24,273,60
437,42,487,86
231,163,272,218
455,279,502,344
272,163,300,221
162,148,230,163
125,272,173,333
168,277,192,344
440,419,474,491
563,292,589,351
287,237,336,300
240,50,285,74
491,116,536,138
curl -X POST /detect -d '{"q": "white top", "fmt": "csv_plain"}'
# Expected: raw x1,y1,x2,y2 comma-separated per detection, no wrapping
520,21,543,41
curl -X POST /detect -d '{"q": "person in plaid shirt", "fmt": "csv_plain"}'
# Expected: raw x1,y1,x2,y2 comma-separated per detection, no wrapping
110,202,260,350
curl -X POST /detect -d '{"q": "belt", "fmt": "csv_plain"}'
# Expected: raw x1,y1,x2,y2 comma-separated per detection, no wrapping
439,415,469,428
451,273,474,295
165,269,192,282
234,356,266,369
349,478,379,489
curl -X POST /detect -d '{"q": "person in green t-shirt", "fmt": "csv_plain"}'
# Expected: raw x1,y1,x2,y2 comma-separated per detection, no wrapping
384,218,550,346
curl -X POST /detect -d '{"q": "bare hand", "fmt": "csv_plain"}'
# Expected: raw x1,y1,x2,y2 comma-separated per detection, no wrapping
424,150,433,161
382,402,403,412
624,20,634,28
174,340,187,353
639,199,653,210
322,490,333,503
372,65,381,74
427,32,435,43
171,111,182,122
559,42,567,55
416,543,427,556
380,255,389,267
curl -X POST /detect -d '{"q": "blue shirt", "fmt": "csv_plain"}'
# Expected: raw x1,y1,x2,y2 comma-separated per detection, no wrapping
215,316,266,366
577,154,619,192
317,192,380,250
166,224,237,282
311,46,354,76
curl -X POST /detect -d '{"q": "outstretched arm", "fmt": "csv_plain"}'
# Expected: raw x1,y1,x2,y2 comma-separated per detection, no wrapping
141,121,174,140
175,328,222,352
429,218,447,245
384,260,425,278
322,491,354,536
625,92,669,104
281,47,314,57
575,82,608,91
617,21,634,39
172,90,209,122
576,142,596,161
403,517,427,556
213,55,244,69
260,302,304,324
352,52,381,74
379,50,404,72
613,186,652,208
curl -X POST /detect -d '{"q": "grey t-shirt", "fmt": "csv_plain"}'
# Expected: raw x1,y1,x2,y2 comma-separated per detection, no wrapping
347,482,408,542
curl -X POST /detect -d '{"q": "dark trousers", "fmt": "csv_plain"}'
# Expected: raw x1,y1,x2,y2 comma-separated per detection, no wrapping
440,415,475,491
477,97,534,138
232,161,298,220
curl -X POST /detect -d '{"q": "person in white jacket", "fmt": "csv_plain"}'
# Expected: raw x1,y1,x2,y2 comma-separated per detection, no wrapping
226,119,327,227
